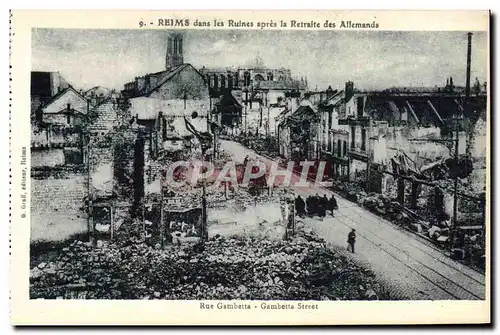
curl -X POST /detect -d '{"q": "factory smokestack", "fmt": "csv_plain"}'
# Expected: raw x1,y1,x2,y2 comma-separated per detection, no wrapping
465,32,473,99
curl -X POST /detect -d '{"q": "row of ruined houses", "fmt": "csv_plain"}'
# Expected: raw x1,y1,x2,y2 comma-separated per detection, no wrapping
30,65,219,244
29,59,305,244
275,79,488,200
29,65,488,243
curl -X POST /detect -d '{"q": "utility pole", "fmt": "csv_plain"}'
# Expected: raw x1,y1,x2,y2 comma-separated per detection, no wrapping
183,87,187,110
267,106,270,138
366,118,373,192
276,121,280,156
87,135,94,246
244,89,248,140
451,31,472,248
451,116,460,247
201,145,208,241
160,170,165,249
259,105,263,129
407,115,462,249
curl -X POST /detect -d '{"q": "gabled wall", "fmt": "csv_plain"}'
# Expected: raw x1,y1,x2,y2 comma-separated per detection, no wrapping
149,66,209,102
43,89,88,116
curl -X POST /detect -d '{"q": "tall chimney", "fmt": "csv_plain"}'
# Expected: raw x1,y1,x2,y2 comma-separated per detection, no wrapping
465,32,473,99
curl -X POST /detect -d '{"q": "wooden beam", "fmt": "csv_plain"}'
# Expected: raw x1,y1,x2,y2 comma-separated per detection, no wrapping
110,204,114,240
454,99,465,112
427,100,445,124
383,170,482,201
388,101,400,119
160,164,166,248
88,200,94,245
405,101,420,123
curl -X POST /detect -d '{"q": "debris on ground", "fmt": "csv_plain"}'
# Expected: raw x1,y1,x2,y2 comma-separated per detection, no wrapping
331,177,485,271
30,228,393,301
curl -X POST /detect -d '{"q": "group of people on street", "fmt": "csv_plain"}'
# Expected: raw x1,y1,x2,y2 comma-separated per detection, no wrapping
294,193,338,218
293,192,357,253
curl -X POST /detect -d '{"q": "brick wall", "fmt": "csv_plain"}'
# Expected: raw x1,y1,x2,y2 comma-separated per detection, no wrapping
31,148,65,167
149,66,209,101
43,113,85,127
31,96,42,116
89,101,119,133
31,172,88,243
90,146,114,197
143,139,162,191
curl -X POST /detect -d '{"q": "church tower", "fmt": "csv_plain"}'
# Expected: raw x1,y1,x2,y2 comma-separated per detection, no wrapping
166,33,184,71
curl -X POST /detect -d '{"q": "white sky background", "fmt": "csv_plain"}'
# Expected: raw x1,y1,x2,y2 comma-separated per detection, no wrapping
32,29,488,92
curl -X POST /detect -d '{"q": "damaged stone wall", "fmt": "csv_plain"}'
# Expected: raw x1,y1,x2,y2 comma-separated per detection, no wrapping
90,146,114,198
278,126,290,159
112,128,137,202
350,160,367,179
385,126,447,163
31,148,66,168
31,169,88,243
149,65,210,101
468,116,487,195
89,100,120,134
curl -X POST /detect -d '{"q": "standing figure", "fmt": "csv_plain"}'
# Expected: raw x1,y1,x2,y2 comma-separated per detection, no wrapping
320,195,329,218
295,195,306,217
313,193,321,217
316,195,325,218
306,196,314,216
347,229,356,253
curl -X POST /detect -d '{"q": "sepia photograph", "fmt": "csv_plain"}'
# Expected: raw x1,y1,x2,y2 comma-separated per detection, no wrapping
27,27,488,302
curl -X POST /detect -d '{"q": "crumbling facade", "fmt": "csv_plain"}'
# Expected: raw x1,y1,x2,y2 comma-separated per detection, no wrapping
30,73,90,244
120,34,213,223
200,56,307,135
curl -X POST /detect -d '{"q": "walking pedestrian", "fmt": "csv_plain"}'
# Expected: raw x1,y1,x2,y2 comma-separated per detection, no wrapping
347,229,356,253
329,194,338,217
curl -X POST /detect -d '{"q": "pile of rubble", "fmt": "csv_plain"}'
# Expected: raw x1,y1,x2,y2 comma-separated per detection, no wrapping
331,180,365,203
357,192,451,243
213,150,234,168
356,192,485,269
30,230,388,300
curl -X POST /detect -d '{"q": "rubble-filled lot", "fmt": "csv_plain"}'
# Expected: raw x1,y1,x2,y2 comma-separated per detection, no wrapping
330,177,485,271
30,226,391,301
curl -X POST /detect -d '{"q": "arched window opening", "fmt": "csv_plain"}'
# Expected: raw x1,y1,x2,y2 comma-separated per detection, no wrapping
244,71,251,86
213,74,219,88
254,74,265,82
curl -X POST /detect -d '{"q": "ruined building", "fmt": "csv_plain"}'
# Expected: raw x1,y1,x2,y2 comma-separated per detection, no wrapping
120,32,212,215
199,56,307,131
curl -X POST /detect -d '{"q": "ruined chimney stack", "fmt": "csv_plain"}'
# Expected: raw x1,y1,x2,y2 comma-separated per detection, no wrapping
345,81,354,102
466,32,473,99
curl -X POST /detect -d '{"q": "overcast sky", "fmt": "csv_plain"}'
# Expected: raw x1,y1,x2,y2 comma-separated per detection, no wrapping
32,29,488,91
